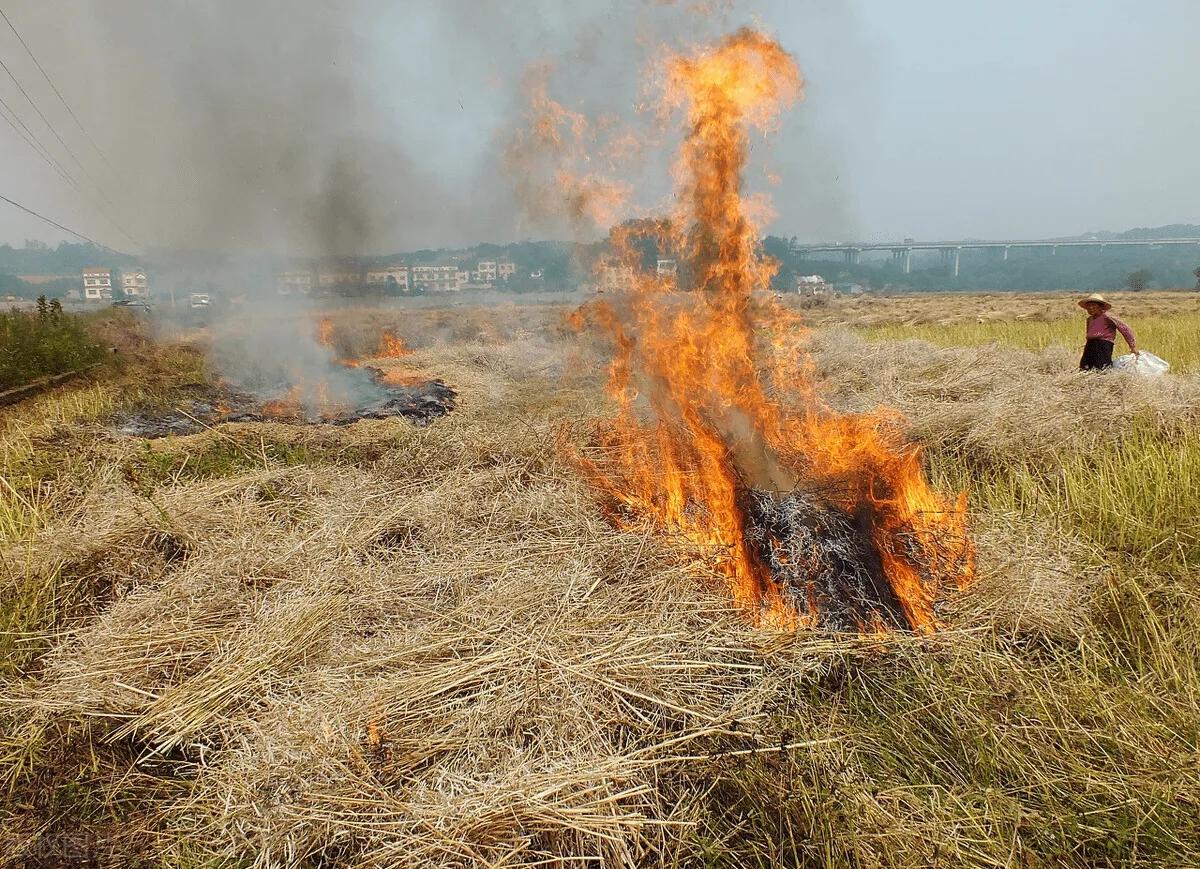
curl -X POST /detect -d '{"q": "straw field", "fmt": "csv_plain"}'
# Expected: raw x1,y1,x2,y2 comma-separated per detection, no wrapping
2,294,1198,867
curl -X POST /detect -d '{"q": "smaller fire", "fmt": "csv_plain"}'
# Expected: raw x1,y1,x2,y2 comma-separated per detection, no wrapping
317,316,336,349
379,370,424,387
377,330,410,358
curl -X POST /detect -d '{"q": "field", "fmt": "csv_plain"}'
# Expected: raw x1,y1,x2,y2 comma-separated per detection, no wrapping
2,291,1198,867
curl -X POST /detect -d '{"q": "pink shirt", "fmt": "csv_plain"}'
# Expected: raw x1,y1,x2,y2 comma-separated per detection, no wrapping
1086,312,1136,352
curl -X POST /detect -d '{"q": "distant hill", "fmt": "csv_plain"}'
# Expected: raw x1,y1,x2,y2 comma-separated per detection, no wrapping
770,224,1200,292
1066,225,1200,242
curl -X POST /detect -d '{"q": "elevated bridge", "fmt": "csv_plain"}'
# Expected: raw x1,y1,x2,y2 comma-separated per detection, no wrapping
789,237,1200,276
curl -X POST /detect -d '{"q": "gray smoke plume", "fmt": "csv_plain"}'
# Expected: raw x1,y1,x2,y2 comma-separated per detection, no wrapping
4,1,857,404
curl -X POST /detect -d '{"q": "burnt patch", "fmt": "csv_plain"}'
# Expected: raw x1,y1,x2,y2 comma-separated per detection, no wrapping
742,491,908,632
112,378,456,439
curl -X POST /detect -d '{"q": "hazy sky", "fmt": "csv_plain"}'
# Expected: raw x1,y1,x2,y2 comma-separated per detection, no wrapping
0,0,1196,251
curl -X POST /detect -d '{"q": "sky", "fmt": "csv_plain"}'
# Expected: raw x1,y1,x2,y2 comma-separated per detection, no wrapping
0,0,1196,252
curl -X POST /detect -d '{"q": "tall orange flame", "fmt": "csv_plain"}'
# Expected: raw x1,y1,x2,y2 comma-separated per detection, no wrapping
573,29,973,632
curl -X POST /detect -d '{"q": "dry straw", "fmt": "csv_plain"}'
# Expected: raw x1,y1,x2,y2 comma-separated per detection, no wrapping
3,314,1192,866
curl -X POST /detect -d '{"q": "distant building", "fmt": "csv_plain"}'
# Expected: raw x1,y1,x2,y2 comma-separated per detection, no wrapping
456,269,470,288
365,265,409,292
121,268,149,298
277,269,315,296
82,266,114,301
411,264,461,292
597,259,636,294
656,258,677,277
796,274,830,296
472,260,498,284
498,261,516,280
317,266,362,290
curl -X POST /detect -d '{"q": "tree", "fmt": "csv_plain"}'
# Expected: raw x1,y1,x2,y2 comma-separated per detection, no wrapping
1126,269,1152,292
1193,266,1200,290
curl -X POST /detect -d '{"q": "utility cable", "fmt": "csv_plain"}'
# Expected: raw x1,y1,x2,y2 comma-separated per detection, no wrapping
0,52,124,218
0,90,77,186
0,190,123,253
0,95,139,249
0,5,120,178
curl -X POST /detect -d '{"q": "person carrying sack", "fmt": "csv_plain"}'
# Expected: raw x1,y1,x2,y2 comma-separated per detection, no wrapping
1078,293,1138,371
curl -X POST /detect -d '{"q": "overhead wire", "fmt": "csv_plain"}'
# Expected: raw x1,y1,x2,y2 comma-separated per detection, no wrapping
0,82,139,248
0,84,73,181
0,190,124,253
0,9,139,248
0,52,114,205
0,5,120,177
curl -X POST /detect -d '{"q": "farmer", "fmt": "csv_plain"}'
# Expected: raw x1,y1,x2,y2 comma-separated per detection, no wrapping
1078,293,1138,371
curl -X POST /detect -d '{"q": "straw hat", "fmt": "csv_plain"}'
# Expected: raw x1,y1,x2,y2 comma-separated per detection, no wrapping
1078,293,1111,311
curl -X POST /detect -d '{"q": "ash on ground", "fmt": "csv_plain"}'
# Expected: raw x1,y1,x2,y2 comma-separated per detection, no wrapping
742,490,908,631
113,379,456,439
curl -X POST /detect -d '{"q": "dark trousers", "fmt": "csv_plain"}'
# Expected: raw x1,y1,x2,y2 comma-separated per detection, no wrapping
1080,338,1114,371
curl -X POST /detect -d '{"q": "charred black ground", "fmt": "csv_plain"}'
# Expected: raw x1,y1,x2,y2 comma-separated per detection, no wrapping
114,378,456,439
741,490,909,631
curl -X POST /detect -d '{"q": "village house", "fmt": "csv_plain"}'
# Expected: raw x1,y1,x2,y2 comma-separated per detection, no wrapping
472,260,498,284
597,260,636,294
498,261,516,280
795,274,830,296
121,269,149,298
317,266,363,291
276,269,315,295
411,264,461,292
365,264,409,292
82,266,114,301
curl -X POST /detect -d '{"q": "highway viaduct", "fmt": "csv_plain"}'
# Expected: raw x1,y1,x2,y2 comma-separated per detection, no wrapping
789,237,1200,277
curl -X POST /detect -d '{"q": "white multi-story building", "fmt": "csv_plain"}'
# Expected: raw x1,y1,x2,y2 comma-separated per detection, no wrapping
796,274,830,296
365,265,409,292
82,266,114,301
120,268,149,298
498,261,516,280
277,269,315,295
473,260,498,284
410,264,461,292
317,267,362,290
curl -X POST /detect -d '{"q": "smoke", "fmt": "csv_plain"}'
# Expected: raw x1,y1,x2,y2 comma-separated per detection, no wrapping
2,1,862,403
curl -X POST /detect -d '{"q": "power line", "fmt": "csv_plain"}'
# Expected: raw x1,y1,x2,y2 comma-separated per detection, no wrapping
0,190,124,253
0,97,140,250
0,64,139,248
0,11,138,247
0,89,78,186
0,52,111,201
0,6,120,178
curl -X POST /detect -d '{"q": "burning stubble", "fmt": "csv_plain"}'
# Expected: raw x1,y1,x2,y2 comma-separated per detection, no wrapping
567,29,974,632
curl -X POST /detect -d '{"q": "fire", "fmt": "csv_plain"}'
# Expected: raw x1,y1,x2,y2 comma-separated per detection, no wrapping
377,330,410,358
571,29,974,632
260,379,351,422
261,385,304,419
317,316,335,349
380,370,423,387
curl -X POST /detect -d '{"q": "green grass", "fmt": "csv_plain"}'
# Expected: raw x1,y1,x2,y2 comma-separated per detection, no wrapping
0,302,109,390
929,422,1200,575
862,312,1200,373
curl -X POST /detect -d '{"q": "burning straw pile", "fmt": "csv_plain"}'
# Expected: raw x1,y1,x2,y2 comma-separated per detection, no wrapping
571,29,973,632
